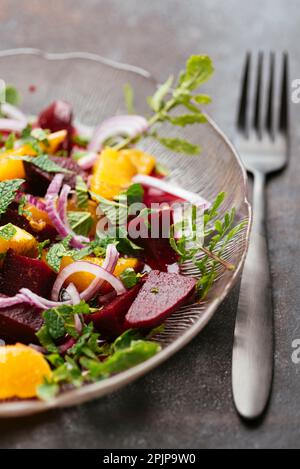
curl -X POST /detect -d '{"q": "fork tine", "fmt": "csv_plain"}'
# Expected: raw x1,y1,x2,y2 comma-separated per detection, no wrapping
237,53,251,134
253,52,264,138
279,52,289,133
266,52,275,138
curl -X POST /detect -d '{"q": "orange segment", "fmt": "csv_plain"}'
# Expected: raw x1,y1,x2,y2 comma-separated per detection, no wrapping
0,225,37,256
0,152,25,180
0,344,52,399
121,149,156,175
90,147,137,200
59,255,140,292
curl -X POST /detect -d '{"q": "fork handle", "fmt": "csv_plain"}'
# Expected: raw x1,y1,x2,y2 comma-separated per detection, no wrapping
232,171,273,419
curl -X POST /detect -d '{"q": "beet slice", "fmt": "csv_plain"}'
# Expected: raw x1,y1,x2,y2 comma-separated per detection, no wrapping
0,207,31,232
0,250,56,298
0,207,57,242
87,284,142,339
38,100,73,152
125,270,196,329
128,208,178,271
24,157,87,196
0,300,43,344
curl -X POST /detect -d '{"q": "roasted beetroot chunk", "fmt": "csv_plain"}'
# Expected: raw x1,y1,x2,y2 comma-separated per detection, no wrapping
125,270,196,329
24,157,87,196
0,207,57,242
128,208,178,271
0,207,31,232
0,300,43,344
87,284,142,339
38,100,73,152
0,250,56,298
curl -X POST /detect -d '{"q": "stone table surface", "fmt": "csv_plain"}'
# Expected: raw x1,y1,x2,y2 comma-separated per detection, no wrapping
0,0,300,449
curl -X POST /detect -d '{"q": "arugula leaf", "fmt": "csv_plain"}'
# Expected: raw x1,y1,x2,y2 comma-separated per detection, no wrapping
0,223,17,240
5,86,21,106
75,175,89,209
123,83,135,114
120,268,138,289
154,135,200,155
0,179,25,215
68,211,93,237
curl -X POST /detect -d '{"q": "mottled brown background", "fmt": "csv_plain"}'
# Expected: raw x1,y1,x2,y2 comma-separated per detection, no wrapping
0,0,300,449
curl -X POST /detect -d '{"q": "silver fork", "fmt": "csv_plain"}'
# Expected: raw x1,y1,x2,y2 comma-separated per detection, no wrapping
232,52,289,420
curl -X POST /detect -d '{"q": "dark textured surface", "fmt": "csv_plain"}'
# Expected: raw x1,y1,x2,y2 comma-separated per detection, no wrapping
0,0,300,449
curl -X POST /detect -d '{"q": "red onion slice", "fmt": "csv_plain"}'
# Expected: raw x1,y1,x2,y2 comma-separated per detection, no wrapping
1,103,27,123
77,151,98,170
66,283,81,305
51,260,125,302
58,183,71,225
0,293,29,308
46,173,64,199
0,118,27,133
25,194,47,212
80,244,119,301
132,174,210,208
85,115,148,168
19,288,71,309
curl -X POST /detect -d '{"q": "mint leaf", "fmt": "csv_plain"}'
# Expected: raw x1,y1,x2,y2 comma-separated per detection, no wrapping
37,239,50,259
68,211,93,237
124,183,144,206
120,268,138,289
0,179,25,215
5,132,16,150
46,240,75,272
75,176,89,209
81,340,161,379
30,154,71,174
0,223,17,240
37,379,59,401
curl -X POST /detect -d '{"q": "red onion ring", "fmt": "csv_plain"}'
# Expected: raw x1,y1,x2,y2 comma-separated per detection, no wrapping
82,115,148,169
0,293,29,308
80,244,119,301
0,118,27,133
51,259,125,302
132,174,211,208
58,183,71,225
1,103,27,123
77,151,98,170
46,174,64,199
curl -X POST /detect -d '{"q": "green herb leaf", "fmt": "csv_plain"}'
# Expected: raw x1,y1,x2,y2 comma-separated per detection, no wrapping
0,223,16,240
81,340,161,379
46,239,75,272
68,211,93,237
124,183,144,206
154,135,200,155
168,113,207,127
193,94,212,104
29,154,71,174
179,55,214,91
4,132,16,150
37,379,59,401
120,268,138,289
123,83,135,114
149,75,173,112
72,134,90,148
0,179,25,215
75,176,89,209
37,239,50,260
5,86,21,106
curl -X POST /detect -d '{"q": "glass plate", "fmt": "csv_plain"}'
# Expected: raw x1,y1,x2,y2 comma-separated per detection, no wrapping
0,49,251,417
